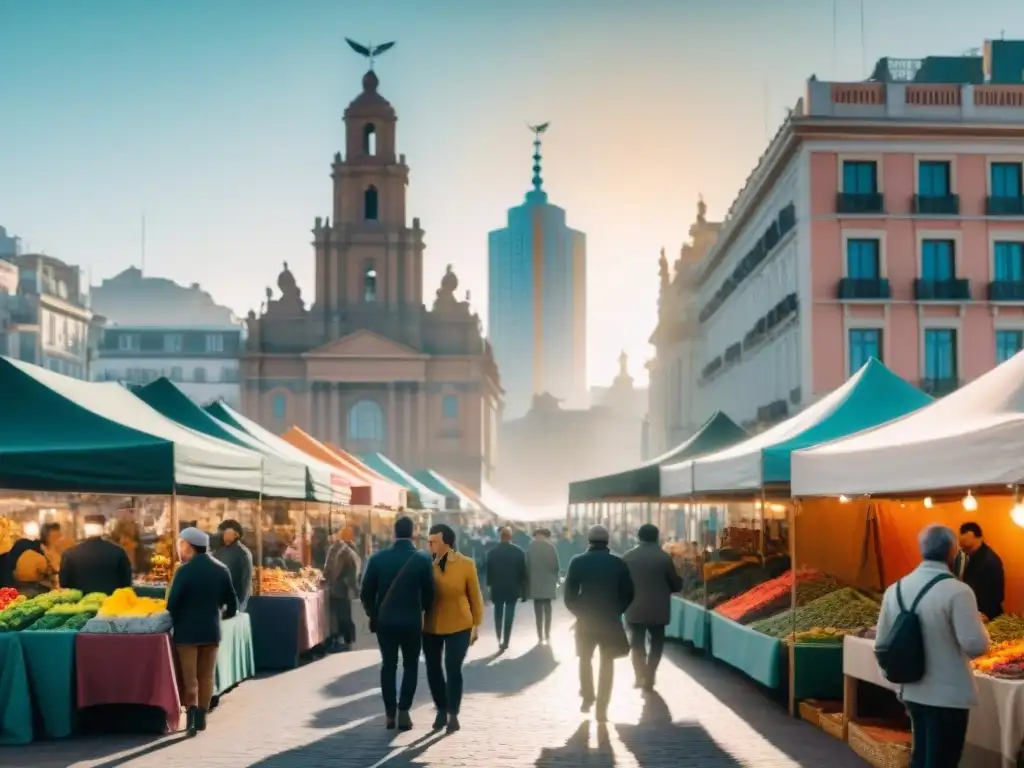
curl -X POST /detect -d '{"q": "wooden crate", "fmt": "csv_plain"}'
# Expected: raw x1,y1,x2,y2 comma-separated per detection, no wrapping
819,711,845,741
799,699,841,726
847,721,911,768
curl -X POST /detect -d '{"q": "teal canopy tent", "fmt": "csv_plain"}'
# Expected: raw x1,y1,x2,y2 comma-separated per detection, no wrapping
358,453,445,510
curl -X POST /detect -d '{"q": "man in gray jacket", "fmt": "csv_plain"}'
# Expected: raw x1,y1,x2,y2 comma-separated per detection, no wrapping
875,524,990,767
622,524,683,690
527,528,561,643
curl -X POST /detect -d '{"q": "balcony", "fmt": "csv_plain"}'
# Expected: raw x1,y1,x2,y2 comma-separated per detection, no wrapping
913,194,959,215
986,196,1024,216
837,192,885,215
920,377,960,397
837,278,891,300
913,278,971,301
988,280,1024,302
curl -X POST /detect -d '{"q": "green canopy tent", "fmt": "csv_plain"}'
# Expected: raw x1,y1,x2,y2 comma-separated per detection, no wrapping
133,378,310,501
0,357,264,496
358,453,445,510
412,469,479,512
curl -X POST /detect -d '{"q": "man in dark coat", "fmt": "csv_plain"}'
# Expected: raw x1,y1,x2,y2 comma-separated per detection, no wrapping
213,519,253,611
360,515,435,731
622,523,683,691
485,527,527,651
563,524,635,723
59,515,133,597
959,521,1005,620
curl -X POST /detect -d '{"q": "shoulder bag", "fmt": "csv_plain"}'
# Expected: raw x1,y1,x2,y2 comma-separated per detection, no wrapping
369,553,418,633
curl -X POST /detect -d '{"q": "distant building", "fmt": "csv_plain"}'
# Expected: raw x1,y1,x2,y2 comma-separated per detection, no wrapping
0,253,97,379
0,227,21,260
488,126,586,420
93,325,242,407
91,266,238,326
588,351,648,420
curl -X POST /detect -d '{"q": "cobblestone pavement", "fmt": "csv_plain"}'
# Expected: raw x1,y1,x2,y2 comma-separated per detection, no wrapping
20,604,867,768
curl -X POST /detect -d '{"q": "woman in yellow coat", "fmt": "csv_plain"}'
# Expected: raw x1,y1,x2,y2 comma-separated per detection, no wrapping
423,523,484,734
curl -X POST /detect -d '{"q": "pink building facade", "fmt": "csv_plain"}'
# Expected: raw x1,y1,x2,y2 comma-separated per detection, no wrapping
678,79,1024,429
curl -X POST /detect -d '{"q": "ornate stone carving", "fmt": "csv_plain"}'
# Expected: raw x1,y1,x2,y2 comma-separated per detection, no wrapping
265,261,306,317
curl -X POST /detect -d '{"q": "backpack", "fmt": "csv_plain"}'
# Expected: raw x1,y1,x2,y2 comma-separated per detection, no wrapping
875,573,953,684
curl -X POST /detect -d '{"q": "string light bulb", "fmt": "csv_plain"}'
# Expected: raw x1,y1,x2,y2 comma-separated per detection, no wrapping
963,491,978,512
838,495,850,504
923,497,933,509
1011,503,1024,529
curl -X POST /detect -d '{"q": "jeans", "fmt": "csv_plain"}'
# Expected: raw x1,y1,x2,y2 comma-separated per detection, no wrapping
176,643,219,710
906,701,969,768
376,628,422,716
422,630,472,715
534,599,553,639
577,631,614,714
628,623,666,686
493,600,517,645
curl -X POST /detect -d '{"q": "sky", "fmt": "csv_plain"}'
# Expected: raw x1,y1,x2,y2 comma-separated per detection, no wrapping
1,0,1019,386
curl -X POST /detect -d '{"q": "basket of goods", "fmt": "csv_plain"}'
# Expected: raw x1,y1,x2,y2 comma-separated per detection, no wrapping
799,698,841,726
83,588,171,634
260,568,299,595
714,568,840,624
819,711,845,740
847,720,911,768
751,588,881,640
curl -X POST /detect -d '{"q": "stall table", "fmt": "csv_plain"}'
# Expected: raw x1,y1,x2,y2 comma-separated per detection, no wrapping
844,635,1021,767
214,614,255,697
668,596,711,651
19,630,77,739
709,611,783,689
247,589,329,672
0,633,32,745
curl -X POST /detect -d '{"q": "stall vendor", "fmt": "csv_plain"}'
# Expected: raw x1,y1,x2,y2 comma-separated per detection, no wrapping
59,515,133,597
4,522,62,596
213,519,253,611
959,521,1005,620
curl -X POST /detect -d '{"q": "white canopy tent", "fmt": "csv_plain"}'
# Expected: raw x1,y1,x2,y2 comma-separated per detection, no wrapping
477,481,566,524
791,350,1024,497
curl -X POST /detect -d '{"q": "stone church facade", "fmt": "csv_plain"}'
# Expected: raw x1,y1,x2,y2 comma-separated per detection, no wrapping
241,68,500,491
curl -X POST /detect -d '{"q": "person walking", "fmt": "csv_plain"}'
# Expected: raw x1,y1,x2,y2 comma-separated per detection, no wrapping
324,527,361,651
212,519,253,611
423,523,484,733
622,523,683,690
875,524,990,768
166,527,238,737
360,516,435,731
563,524,635,723
485,526,527,651
527,527,560,643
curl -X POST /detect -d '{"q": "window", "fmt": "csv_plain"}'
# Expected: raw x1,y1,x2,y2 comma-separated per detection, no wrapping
347,399,385,443
924,329,957,380
193,367,207,383
918,161,951,197
169,366,183,382
849,329,882,373
363,265,377,302
991,162,1022,197
994,242,1024,281
164,334,183,353
221,367,239,383
117,333,140,352
442,394,458,419
846,239,880,279
996,330,1023,364
205,333,224,354
364,186,379,221
272,394,286,420
921,240,955,280
842,161,878,194
362,123,377,156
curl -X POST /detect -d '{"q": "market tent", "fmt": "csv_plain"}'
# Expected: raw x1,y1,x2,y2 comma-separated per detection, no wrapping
792,350,1024,497
280,428,405,509
413,470,478,511
359,453,445,510
661,358,932,496
204,401,351,504
568,411,747,503
133,378,308,501
0,357,264,496
477,480,564,523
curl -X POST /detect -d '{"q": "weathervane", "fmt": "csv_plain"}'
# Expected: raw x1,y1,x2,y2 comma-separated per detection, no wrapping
527,122,550,193
345,38,396,70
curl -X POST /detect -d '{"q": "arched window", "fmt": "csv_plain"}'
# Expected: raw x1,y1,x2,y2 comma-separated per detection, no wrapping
362,123,377,156
363,265,377,302
347,399,385,445
364,186,379,221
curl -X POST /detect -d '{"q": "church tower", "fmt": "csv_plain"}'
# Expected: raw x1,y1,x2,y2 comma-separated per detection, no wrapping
313,68,425,344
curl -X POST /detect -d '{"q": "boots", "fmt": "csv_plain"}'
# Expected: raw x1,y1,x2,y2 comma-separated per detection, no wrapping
186,706,201,737
196,708,208,732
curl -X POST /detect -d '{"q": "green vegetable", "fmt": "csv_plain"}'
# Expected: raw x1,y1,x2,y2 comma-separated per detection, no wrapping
58,611,96,632
751,588,880,638
26,613,72,631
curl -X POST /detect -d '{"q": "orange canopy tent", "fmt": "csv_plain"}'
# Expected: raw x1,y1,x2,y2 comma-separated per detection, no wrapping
282,427,407,509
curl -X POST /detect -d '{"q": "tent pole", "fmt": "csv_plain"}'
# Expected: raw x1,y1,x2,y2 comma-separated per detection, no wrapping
255,487,264,597
788,499,799,717
759,488,767,564
170,488,179,566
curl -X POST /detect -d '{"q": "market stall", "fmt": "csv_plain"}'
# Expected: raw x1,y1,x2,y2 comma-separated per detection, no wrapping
247,567,329,671
413,469,477,513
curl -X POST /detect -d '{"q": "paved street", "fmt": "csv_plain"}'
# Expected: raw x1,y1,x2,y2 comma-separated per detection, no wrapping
21,605,866,768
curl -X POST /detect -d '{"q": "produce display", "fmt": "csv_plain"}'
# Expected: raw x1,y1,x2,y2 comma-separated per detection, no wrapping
259,567,323,595
693,556,791,608
973,640,1024,678
139,554,172,585
785,627,852,644
0,587,20,611
26,592,106,631
714,568,838,624
750,588,880,639
97,587,166,618
983,614,1024,644
0,589,83,632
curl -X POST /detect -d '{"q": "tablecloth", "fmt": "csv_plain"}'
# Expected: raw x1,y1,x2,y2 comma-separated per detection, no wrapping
0,633,32,746
790,643,844,701
667,596,685,640
19,630,76,739
709,612,783,689
247,590,329,671
76,633,181,734
681,599,710,651
844,635,1021,767
215,614,255,696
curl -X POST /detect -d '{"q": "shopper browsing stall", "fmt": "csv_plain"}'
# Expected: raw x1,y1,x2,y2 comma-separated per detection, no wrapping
59,515,132,597
213,519,253,611
3,522,63,597
959,522,1005,620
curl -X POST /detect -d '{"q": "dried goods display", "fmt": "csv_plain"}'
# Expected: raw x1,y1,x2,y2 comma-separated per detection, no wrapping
750,588,881,639
785,627,852,644
973,640,1024,678
983,614,1024,644
97,587,166,618
260,567,323,595
714,568,838,623
698,556,791,608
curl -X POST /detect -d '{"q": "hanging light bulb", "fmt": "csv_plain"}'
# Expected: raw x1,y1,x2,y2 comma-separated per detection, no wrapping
923,497,933,509
1011,503,1024,529
838,495,851,504
963,491,978,512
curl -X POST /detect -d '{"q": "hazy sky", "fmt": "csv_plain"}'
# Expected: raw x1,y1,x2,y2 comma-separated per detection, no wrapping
1,0,1017,386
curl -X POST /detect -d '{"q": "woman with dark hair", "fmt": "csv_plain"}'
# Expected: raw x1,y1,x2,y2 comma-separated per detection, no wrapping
423,523,484,733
